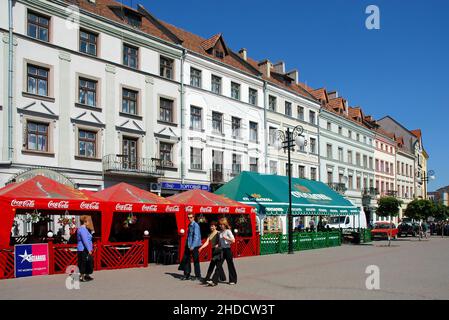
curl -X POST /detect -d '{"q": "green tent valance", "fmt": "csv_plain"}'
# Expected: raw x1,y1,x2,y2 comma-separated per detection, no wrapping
215,172,359,216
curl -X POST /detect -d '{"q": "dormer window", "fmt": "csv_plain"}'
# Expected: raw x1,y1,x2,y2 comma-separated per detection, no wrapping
125,12,141,28
215,50,224,59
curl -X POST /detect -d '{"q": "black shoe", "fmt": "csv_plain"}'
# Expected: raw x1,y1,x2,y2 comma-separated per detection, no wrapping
181,276,190,281
84,275,94,281
206,280,217,287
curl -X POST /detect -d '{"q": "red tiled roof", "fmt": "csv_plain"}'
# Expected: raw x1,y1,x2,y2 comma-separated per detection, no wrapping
201,33,222,51
411,129,422,139
310,88,328,102
67,0,318,101
68,0,177,43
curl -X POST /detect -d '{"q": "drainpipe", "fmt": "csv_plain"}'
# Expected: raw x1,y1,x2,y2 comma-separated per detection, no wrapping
180,48,186,184
263,81,268,174
7,0,14,161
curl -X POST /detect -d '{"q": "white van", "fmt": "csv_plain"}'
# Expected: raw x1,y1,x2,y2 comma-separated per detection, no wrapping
326,208,367,229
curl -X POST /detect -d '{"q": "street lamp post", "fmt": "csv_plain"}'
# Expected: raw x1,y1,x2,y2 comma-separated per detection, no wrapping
275,125,307,255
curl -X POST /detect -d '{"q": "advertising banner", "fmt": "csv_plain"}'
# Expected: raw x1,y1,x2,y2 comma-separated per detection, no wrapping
14,244,49,278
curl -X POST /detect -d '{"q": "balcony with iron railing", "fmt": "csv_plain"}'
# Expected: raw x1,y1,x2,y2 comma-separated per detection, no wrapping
327,183,347,194
102,154,164,177
362,187,379,197
210,168,237,184
386,190,398,197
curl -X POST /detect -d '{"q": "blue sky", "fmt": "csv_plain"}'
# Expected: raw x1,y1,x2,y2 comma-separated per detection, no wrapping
124,0,448,191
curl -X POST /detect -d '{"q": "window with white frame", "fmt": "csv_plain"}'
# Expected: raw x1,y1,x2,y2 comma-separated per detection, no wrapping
231,117,241,138
297,106,304,121
285,101,292,117
250,157,258,172
249,88,257,105
232,154,242,175
269,160,277,175
190,147,202,170
211,75,221,94
78,129,97,158
268,95,277,111
231,82,241,100
190,106,202,130
212,112,223,134
249,122,258,142
190,68,202,88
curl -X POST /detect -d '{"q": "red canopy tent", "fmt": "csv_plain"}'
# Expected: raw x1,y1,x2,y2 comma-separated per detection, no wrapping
94,183,185,243
167,190,259,260
0,175,102,249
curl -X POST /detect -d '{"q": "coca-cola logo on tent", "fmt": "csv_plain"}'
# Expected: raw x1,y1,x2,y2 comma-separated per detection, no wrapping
200,207,212,213
48,201,69,209
11,199,35,208
115,203,133,211
80,202,100,210
165,205,180,212
141,204,158,212
218,207,230,213
235,207,246,214
185,206,193,213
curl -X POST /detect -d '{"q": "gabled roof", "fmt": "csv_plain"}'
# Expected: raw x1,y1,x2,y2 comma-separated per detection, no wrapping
95,183,172,204
0,175,91,200
411,129,422,139
167,189,254,214
310,88,328,103
69,0,177,44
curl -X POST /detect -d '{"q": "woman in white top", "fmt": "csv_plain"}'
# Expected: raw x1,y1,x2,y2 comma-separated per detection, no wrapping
207,218,237,286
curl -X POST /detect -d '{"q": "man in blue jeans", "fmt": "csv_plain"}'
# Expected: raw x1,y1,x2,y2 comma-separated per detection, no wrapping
181,214,202,281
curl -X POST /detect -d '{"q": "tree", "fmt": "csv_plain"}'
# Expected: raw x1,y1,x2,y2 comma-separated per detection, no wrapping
432,202,449,222
404,199,435,221
376,197,402,246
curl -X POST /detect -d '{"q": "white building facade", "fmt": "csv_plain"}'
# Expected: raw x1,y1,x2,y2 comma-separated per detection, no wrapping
0,0,322,205
315,91,377,224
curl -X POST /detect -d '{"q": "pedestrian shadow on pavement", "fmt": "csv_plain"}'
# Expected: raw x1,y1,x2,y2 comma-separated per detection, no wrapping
165,272,184,280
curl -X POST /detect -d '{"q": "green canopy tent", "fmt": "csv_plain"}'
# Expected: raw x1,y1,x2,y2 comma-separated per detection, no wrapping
215,171,359,216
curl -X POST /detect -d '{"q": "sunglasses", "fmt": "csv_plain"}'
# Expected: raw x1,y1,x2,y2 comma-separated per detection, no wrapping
188,216,194,219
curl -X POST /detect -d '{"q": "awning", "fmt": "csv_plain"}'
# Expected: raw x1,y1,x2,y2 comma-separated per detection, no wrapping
94,183,184,243
0,175,103,249
214,172,359,216
0,175,102,211
167,189,256,214
94,183,181,213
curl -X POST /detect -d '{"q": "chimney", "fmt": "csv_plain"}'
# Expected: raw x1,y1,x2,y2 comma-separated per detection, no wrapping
258,60,272,78
273,61,285,74
238,48,247,61
286,69,299,85
328,91,338,99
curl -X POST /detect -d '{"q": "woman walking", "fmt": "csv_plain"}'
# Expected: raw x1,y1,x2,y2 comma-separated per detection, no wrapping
77,215,94,282
207,218,237,286
199,221,226,283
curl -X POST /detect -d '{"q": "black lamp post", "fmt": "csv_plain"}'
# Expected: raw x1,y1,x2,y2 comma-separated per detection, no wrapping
420,170,436,183
274,125,307,254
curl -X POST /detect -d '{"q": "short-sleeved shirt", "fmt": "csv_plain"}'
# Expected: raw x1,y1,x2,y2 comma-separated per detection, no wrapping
219,229,235,248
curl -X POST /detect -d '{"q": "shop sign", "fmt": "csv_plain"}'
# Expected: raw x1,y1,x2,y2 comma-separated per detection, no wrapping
14,244,49,278
161,182,210,192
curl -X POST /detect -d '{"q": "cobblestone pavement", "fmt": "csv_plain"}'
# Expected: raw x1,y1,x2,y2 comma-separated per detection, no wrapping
1,237,448,300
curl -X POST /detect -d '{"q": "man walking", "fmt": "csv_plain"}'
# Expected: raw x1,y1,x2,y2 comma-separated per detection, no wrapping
181,214,202,281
